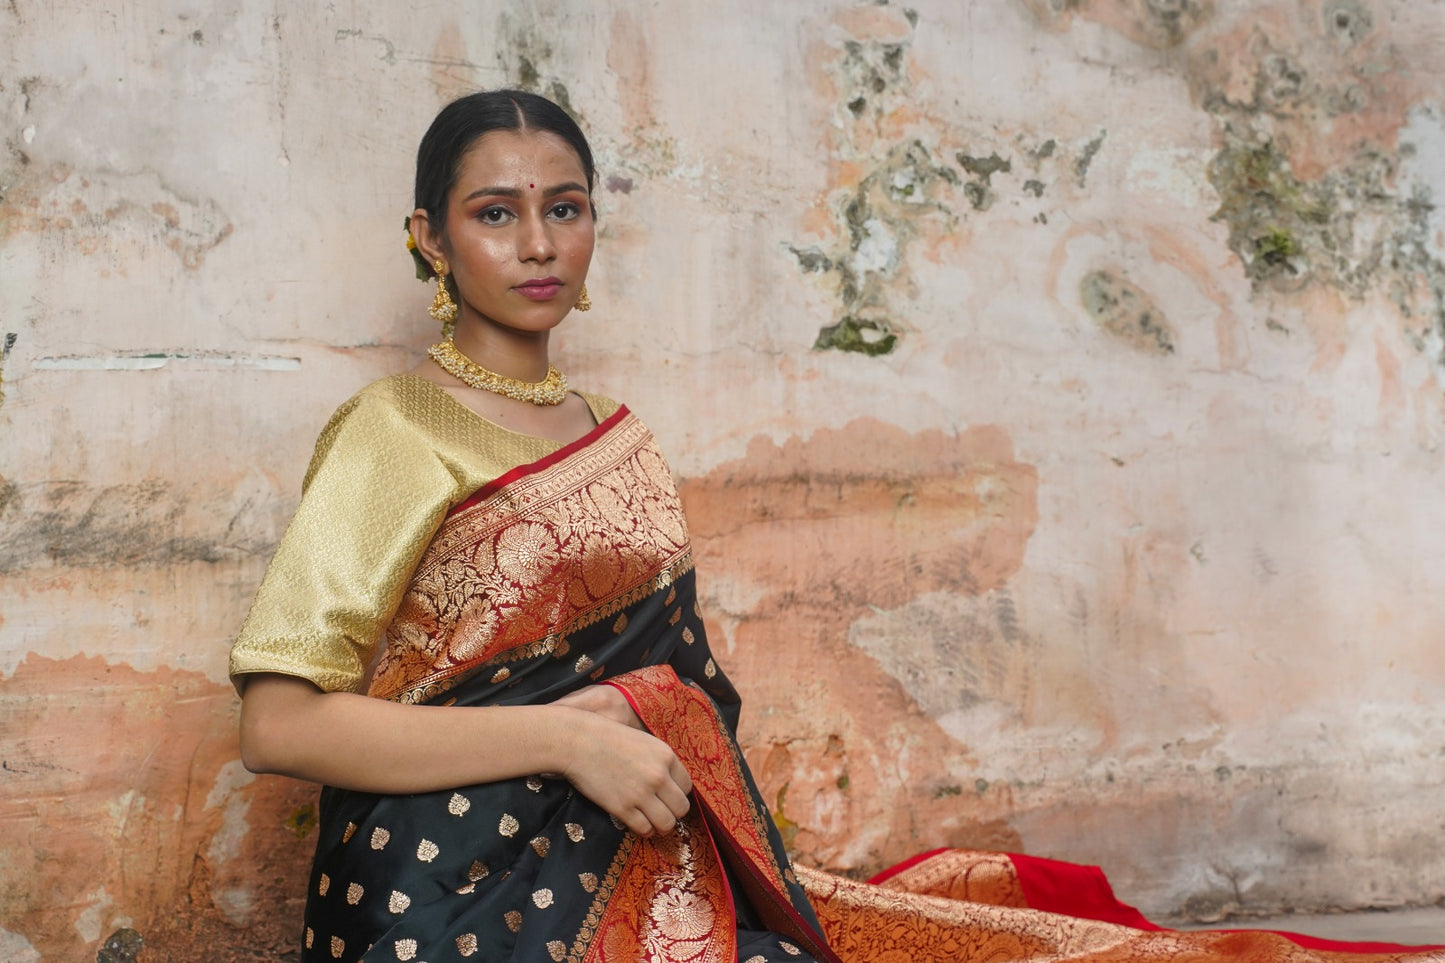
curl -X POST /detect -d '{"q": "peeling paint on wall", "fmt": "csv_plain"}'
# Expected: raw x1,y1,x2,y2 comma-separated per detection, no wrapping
30,351,301,371
1024,0,1211,48
800,11,950,356
0,655,312,960
0,478,275,573
499,29,577,119
0,167,233,269
1205,130,1444,354
1152,0,1445,385
794,6,1125,355
806,138,960,355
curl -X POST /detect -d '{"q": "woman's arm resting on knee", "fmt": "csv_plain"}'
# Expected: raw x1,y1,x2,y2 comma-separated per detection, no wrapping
238,673,690,836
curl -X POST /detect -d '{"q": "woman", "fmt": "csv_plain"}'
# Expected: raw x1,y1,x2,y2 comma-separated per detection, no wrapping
234,90,1442,963
232,89,836,963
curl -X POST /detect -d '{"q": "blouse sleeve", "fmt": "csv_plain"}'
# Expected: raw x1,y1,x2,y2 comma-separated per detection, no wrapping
229,388,463,694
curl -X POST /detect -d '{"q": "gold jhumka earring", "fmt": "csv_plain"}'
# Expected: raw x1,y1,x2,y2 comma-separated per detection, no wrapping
574,283,592,312
429,259,459,338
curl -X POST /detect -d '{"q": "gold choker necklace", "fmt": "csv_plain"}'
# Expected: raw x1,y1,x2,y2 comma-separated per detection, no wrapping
427,340,569,406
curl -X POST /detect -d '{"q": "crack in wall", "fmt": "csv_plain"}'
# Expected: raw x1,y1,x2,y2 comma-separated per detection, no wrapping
30,351,301,371
0,332,16,408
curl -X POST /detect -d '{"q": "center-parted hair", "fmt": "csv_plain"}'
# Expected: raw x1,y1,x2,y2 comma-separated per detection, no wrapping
413,89,597,235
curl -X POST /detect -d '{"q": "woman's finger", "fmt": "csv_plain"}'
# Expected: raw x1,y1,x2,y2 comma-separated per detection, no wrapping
637,797,678,836
623,807,655,838
657,783,691,820
669,757,693,796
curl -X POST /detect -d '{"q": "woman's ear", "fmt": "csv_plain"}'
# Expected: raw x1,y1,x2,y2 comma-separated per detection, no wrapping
409,208,446,269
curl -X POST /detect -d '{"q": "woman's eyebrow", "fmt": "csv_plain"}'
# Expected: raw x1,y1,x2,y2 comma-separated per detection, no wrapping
462,181,590,202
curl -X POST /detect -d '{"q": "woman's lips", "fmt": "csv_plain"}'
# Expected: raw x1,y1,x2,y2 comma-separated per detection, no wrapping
514,278,563,300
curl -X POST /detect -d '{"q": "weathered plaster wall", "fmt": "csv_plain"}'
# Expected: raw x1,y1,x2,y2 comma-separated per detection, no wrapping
2,1,1443,958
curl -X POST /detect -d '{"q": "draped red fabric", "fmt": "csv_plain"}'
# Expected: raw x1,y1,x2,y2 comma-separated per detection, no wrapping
800,849,1444,962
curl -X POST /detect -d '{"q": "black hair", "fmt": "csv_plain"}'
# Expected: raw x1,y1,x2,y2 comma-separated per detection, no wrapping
413,89,596,236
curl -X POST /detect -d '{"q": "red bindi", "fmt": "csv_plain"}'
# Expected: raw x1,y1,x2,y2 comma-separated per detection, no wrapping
529,183,535,189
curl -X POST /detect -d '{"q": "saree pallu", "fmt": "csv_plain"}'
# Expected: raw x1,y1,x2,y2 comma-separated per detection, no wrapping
299,407,837,963
802,849,1444,962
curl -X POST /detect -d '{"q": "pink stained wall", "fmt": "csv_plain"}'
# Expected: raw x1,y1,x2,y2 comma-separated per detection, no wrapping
2,1,1444,959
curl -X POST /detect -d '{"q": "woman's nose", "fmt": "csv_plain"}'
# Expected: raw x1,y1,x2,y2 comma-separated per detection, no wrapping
518,215,556,263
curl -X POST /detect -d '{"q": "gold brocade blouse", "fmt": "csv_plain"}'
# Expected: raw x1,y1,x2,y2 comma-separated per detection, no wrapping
229,374,620,695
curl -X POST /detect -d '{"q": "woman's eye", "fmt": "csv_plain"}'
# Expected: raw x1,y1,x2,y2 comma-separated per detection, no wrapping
478,206,512,225
549,202,581,221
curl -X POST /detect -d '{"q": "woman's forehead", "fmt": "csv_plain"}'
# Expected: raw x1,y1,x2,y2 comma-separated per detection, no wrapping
455,128,587,187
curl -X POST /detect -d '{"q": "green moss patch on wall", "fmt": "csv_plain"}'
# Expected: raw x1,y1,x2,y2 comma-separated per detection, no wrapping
814,315,899,356
1207,130,1445,375
1143,3,1445,384
1080,269,1176,355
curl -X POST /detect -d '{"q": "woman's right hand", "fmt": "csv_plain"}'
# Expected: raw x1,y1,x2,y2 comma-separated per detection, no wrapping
556,708,693,838
239,674,691,836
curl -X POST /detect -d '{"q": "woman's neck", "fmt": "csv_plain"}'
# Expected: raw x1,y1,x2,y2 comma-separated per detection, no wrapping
449,319,552,381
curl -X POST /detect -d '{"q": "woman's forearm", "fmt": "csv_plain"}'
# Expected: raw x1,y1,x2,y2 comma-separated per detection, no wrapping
238,673,693,836
238,673,583,794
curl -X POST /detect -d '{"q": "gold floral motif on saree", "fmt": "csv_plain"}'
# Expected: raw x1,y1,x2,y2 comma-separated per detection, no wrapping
369,412,692,704
568,810,734,963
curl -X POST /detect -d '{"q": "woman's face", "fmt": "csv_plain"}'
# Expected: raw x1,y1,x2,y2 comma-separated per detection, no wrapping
426,128,595,338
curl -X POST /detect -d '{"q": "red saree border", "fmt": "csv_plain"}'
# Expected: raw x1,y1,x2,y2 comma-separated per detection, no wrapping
449,403,632,517
606,666,843,963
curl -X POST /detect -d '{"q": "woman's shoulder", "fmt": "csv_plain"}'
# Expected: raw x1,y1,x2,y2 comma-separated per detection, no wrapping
341,372,451,414
576,390,622,424
300,375,473,490
320,373,480,436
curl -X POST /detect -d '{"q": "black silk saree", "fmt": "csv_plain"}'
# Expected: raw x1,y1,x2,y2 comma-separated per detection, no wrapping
297,407,836,963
